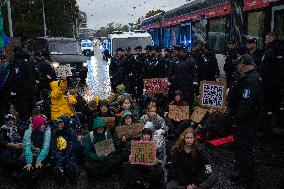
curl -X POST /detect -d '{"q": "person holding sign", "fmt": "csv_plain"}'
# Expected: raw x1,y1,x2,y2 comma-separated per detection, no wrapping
122,128,164,189
50,77,77,121
167,128,216,189
83,118,124,178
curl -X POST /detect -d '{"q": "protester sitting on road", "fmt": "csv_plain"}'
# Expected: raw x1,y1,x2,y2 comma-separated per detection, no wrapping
50,77,78,121
22,115,51,181
83,118,124,178
122,128,165,189
140,104,169,136
115,94,139,124
50,116,79,185
0,114,23,173
167,127,216,189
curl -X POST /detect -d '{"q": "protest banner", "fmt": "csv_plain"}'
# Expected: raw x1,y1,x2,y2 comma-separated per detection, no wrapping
116,123,144,139
98,117,116,130
54,64,73,77
199,81,227,112
168,105,190,121
130,140,156,165
143,78,169,94
94,138,115,157
190,106,208,123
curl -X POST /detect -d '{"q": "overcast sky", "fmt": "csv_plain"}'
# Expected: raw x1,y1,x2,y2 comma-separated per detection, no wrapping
77,0,189,29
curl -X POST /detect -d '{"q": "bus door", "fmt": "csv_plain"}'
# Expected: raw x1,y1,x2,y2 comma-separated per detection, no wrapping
272,5,284,40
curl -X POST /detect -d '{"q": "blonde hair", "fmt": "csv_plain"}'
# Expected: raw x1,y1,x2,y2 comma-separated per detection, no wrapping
172,127,197,157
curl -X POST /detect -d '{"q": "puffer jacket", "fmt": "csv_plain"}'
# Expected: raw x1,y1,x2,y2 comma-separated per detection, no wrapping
50,80,77,121
23,126,51,164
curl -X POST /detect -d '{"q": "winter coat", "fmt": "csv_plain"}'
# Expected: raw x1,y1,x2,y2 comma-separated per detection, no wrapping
224,48,238,86
168,149,212,186
23,126,51,164
140,114,168,134
0,124,22,147
50,127,77,159
109,56,127,90
191,51,206,81
50,80,77,121
149,56,167,78
250,49,263,69
204,51,220,81
168,57,198,91
84,123,116,162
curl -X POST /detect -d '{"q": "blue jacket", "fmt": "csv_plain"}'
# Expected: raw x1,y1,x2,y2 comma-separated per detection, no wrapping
23,126,51,164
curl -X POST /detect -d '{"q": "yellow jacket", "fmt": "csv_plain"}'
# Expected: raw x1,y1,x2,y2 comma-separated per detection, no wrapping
50,80,77,121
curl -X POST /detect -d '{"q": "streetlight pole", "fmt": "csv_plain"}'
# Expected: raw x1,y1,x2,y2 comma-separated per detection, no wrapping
41,0,47,37
6,0,13,37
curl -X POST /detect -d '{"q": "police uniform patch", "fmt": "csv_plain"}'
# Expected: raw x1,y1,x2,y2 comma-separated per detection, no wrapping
56,136,67,151
243,89,251,98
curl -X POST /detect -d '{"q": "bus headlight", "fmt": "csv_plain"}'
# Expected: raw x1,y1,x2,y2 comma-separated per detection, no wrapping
83,62,88,67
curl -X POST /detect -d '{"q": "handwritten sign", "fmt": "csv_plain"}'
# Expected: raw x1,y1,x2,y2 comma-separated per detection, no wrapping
94,138,115,157
199,81,227,112
98,117,116,130
144,78,169,94
116,123,144,139
168,105,190,121
131,140,156,165
54,64,73,77
190,106,208,123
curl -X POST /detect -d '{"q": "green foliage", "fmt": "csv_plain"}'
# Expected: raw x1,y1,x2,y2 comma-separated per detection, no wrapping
145,9,165,18
2,0,79,41
94,22,129,38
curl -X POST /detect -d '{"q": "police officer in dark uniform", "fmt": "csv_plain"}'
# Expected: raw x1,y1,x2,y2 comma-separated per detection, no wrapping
246,38,263,69
124,46,136,95
163,48,172,74
224,40,238,87
202,43,220,81
143,45,153,79
149,46,166,78
134,46,146,98
191,42,206,82
109,47,127,92
168,46,198,106
260,32,284,134
228,54,262,188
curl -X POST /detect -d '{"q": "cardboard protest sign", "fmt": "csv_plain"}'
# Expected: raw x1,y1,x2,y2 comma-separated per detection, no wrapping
54,64,73,77
116,123,144,139
94,138,115,157
130,140,156,165
168,105,190,121
98,117,116,130
143,78,169,94
190,106,208,123
199,81,227,112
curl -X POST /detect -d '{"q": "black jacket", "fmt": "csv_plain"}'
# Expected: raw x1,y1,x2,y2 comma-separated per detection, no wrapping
150,56,166,78
228,69,262,124
224,48,238,86
260,40,284,86
250,49,263,68
169,149,211,186
168,57,198,91
109,56,127,88
191,51,206,81
204,51,220,81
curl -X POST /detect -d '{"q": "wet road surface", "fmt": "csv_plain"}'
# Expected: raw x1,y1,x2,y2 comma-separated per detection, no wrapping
83,47,111,101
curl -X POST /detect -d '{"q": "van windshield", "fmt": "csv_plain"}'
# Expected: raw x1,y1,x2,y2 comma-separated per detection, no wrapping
49,41,82,55
82,43,93,47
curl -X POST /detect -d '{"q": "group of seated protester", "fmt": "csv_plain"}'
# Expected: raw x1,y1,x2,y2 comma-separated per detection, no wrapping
0,84,217,189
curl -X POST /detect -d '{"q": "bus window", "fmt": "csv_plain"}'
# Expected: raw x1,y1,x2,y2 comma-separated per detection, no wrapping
171,26,180,46
162,27,171,48
274,9,284,40
246,11,265,49
208,17,226,53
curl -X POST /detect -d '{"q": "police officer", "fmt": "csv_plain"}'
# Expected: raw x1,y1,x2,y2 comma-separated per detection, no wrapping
109,47,127,92
149,46,166,78
134,46,146,98
224,40,238,87
260,32,284,134
124,46,136,95
143,45,153,79
202,43,220,81
228,54,262,188
191,42,206,82
246,38,263,68
168,46,198,106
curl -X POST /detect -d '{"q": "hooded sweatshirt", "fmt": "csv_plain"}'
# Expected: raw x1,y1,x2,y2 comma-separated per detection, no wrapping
84,118,116,162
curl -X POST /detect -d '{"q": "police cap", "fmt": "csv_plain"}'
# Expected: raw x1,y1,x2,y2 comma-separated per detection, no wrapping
116,47,125,52
234,54,254,65
247,38,257,44
134,46,142,50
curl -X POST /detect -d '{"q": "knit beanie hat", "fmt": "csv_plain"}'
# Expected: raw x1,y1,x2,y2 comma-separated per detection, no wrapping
32,115,47,130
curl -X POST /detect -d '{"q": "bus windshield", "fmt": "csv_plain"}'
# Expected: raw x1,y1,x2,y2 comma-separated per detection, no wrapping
49,41,82,55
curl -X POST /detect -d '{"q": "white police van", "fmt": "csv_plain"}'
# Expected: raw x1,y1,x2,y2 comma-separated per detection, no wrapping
108,31,152,56
80,39,94,56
